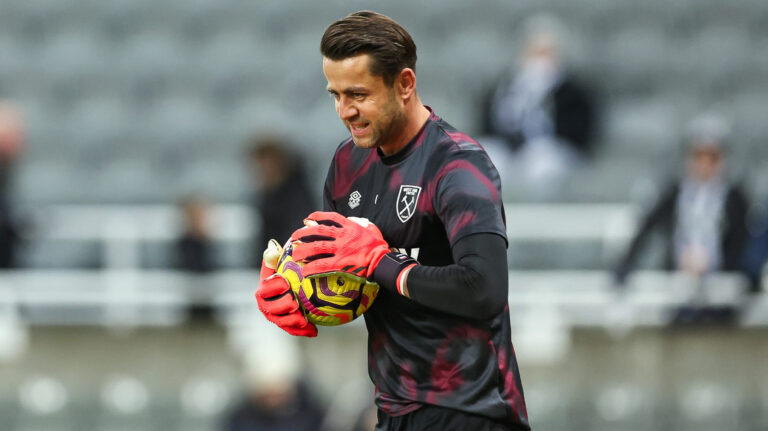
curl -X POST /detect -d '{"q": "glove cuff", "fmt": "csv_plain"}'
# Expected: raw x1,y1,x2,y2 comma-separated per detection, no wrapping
372,252,418,295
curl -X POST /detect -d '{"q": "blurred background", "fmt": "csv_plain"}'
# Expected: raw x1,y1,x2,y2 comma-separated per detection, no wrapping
0,0,767,430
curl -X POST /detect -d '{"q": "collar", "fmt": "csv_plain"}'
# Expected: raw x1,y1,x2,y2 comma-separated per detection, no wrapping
378,106,436,166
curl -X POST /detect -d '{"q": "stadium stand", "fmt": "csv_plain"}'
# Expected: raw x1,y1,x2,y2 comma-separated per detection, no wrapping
0,0,764,204
1,0,767,429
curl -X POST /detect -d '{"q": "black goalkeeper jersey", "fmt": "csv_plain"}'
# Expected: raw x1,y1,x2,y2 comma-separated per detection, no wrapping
322,108,529,428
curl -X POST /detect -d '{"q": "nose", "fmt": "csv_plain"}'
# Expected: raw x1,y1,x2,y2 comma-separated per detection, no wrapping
337,96,358,122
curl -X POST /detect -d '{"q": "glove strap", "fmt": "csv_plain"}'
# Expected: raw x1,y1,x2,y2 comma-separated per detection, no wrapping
372,252,418,296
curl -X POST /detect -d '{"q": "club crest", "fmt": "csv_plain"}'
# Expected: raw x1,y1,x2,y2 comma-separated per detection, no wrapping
396,185,421,223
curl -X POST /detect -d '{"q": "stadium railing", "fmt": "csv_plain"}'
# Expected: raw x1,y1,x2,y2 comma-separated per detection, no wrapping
0,269,760,327
2,202,763,329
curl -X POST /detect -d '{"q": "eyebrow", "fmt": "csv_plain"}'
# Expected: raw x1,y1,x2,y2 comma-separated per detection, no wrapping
326,86,368,95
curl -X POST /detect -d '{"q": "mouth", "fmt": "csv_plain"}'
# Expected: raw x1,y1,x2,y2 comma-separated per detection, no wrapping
349,122,370,137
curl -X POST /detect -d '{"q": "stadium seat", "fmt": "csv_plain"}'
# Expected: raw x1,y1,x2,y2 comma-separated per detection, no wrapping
674,381,742,431
523,383,573,431
15,376,78,431
590,383,656,431
0,38,31,94
0,0,765,225
116,30,190,105
602,98,681,157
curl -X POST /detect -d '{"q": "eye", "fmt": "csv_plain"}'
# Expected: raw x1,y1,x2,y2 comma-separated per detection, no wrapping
337,278,345,286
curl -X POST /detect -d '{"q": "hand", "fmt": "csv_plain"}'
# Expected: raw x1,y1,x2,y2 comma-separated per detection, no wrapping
291,212,418,295
291,212,391,278
254,240,317,337
680,245,709,277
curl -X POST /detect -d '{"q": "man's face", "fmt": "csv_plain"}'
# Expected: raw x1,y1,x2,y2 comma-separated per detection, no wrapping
322,54,405,151
251,153,283,190
183,200,208,235
687,144,723,181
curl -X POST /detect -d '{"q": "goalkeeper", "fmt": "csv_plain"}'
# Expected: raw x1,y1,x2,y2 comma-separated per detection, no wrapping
256,11,530,431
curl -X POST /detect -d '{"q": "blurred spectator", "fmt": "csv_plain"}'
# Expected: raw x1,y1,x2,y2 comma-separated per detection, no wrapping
224,340,325,431
743,202,768,292
614,113,750,285
247,136,316,267
0,199,19,268
0,103,25,268
175,194,217,273
481,15,597,192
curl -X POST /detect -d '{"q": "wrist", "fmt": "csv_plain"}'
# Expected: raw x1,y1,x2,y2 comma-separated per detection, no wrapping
372,252,418,296
396,263,417,297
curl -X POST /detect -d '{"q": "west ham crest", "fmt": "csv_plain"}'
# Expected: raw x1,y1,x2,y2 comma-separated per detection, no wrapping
396,185,421,223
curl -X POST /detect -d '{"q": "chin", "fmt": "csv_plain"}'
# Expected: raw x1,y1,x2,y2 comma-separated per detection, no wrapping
351,137,377,149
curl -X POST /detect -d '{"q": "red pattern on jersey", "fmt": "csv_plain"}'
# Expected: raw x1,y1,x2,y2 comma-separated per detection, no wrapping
446,130,479,147
425,325,491,404
496,344,528,419
388,168,404,190
332,142,379,200
436,160,498,201
371,332,423,416
448,211,477,243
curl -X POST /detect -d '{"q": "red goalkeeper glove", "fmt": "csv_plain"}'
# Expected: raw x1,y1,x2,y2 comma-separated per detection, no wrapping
254,240,317,337
291,211,418,296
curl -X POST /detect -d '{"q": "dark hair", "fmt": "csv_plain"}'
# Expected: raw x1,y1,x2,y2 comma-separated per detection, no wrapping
247,136,288,161
320,11,417,86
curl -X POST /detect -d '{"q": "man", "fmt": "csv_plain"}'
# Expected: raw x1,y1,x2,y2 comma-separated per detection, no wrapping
225,342,325,431
175,194,217,273
246,136,317,266
482,15,596,192
256,11,529,430
0,103,24,268
614,113,750,285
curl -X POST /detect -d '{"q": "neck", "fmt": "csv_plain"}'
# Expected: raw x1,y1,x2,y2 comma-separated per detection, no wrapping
379,97,431,156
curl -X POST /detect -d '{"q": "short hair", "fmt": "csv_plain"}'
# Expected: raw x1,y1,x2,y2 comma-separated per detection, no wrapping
178,193,208,211
320,11,417,86
685,112,730,153
247,136,288,160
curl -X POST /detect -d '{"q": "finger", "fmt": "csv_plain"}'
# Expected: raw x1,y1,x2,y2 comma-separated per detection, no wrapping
271,310,314,330
301,260,341,277
304,211,346,228
292,224,338,242
255,274,291,299
259,260,276,280
275,318,318,338
290,325,318,337
262,307,305,327
292,241,336,263
260,291,301,315
261,239,283,270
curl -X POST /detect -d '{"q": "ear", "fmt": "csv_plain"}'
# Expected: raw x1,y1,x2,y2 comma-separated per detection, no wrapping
395,68,417,102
